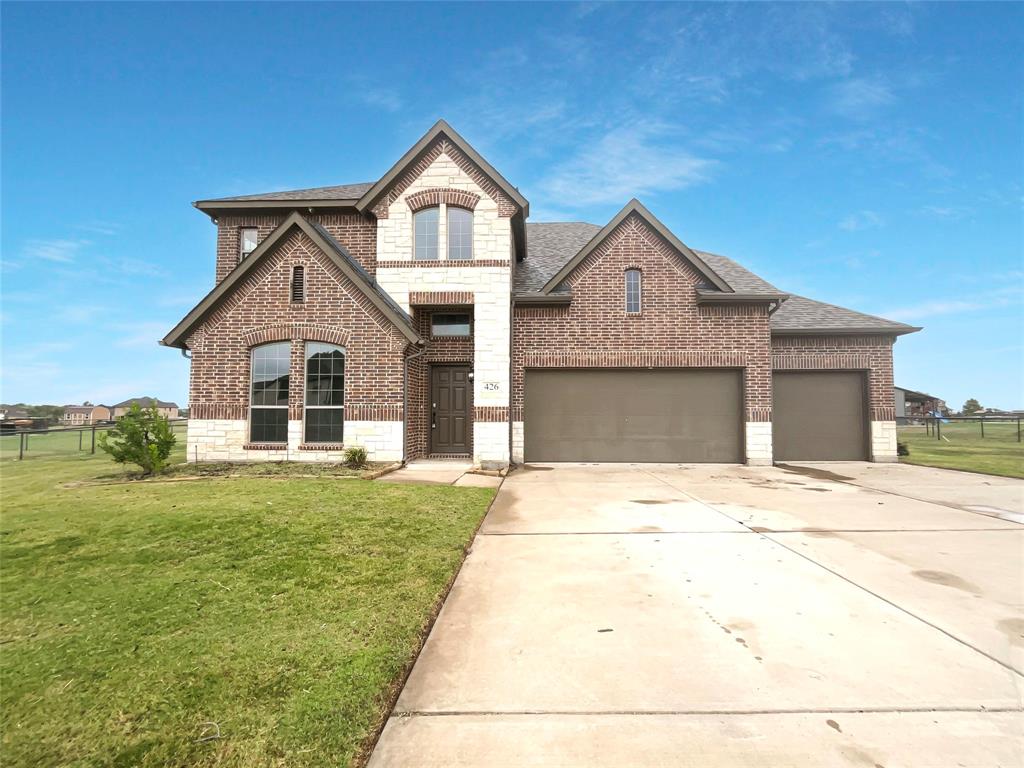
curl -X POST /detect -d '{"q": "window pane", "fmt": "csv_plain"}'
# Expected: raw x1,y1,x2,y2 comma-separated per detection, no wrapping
431,313,471,337
447,207,473,260
241,228,258,256
625,270,641,313
251,343,290,406
304,408,344,443
250,408,287,443
414,208,439,260
306,343,345,406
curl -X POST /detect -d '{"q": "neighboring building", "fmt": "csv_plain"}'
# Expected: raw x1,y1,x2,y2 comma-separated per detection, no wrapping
61,405,112,425
163,120,919,467
111,397,179,420
894,387,947,421
0,405,30,422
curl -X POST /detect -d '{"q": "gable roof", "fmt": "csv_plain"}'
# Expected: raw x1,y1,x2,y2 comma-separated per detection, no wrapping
161,212,420,349
896,387,942,401
518,215,918,336
197,182,374,205
538,199,733,294
770,295,920,336
112,397,178,409
355,119,529,216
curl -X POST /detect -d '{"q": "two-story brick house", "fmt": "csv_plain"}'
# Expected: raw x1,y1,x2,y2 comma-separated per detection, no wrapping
163,120,919,468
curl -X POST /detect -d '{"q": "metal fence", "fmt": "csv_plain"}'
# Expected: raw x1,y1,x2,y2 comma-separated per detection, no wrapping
0,420,189,461
899,415,1022,443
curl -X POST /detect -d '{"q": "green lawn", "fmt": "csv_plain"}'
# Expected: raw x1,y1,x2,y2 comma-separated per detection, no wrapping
1,447,495,767
898,421,1024,479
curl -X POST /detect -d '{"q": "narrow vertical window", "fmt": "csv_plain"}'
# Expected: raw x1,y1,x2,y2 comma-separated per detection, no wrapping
304,343,345,443
250,342,290,443
414,207,439,260
447,207,473,260
625,269,642,313
240,227,258,261
291,265,305,303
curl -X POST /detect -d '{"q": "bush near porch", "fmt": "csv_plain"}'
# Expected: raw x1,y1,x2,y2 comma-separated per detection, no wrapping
0,448,494,767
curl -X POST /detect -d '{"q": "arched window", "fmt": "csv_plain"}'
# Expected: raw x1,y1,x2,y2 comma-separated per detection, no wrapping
304,343,345,443
250,342,290,443
447,207,473,260
414,207,439,260
625,269,642,313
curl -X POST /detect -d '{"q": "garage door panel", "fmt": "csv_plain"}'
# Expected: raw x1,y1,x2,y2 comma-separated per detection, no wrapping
525,369,742,463
773,372,867,461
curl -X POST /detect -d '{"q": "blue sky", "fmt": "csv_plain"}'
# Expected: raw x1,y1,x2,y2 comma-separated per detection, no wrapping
2,2,1022,410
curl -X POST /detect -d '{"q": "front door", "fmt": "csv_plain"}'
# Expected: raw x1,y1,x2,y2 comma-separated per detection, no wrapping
431,365,471,454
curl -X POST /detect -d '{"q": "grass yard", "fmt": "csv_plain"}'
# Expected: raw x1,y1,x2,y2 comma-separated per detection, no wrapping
898,421,1024,479
0,447,495,767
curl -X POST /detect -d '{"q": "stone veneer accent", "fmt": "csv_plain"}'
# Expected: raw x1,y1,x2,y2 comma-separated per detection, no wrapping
186,419,402,463
405,187,481,212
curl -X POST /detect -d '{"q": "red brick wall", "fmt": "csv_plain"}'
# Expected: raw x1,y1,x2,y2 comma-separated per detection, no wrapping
406,307,475,458
214,212,377,284
512,214,774,422
188,229,409,422
771,335,896,421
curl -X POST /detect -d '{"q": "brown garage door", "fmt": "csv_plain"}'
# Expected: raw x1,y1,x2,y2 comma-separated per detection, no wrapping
524,369,743,463
773,371,867,461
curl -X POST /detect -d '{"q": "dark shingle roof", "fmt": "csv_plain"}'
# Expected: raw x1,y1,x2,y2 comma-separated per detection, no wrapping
770,295,918,334
200,183,375,203
519,223,601,292
518,222,916,335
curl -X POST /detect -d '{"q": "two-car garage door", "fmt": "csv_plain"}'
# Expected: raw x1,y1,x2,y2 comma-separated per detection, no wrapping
524,369,743,463
523,368,869,463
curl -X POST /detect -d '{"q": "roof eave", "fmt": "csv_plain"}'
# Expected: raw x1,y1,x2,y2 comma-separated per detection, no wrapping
513,292,573,306
696,291,790,304
771,326,922,337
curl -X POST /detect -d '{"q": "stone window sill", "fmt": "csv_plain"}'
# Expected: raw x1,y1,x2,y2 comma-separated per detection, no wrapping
243,443,286,450
298,443,345,451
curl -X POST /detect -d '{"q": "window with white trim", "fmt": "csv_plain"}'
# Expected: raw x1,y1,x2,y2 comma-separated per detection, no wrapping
240,227,258,261
304,342,345,443
414,207,439,260
625,269,642,313
447,207,473,260
250,342,290,443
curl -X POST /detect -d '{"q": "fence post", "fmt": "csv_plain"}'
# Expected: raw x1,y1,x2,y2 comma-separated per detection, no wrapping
91,425,96,454
1018,417,1021,443
980,417,985,439
79,430,83,451
19,432,24,460
936,419,941,441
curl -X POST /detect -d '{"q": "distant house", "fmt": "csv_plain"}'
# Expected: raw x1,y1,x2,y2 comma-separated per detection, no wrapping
61,405,112,426
894,387,946,421
0,405,30,421
111,397,179,420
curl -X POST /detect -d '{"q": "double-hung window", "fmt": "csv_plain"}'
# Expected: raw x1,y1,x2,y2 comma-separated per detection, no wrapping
240,227,259,261
250,342,290,443
414,207,439,260
447,207,473,260
304,343,345,443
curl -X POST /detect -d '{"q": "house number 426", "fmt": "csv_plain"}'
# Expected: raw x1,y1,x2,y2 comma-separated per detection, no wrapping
482,382,500,391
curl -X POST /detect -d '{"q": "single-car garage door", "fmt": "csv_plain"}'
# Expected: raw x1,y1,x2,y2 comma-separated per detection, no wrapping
773,371,868,461
524,369,743,463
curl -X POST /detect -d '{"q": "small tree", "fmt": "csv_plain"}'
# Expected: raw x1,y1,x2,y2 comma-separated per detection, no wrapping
962,398,982,415
99,404,176,476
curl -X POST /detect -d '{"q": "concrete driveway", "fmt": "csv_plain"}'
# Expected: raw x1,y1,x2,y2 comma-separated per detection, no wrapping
368,463,1024,767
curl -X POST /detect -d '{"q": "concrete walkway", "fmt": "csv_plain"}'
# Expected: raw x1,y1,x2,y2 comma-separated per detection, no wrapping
376,459,502,488
368,463,1024,767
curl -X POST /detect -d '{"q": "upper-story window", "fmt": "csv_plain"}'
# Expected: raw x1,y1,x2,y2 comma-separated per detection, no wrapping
625,269,642,313
447,207,473,260
414,208,439,261
240,227,258,261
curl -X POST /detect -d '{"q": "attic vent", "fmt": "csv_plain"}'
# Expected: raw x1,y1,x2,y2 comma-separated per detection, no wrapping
291,266,305,303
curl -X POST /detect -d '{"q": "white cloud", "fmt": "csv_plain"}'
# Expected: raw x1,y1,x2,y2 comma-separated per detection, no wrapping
882,289,1022,321
112,322,172,349
539,122,715,207
829,77,895,119
21,238,90,264
358,87,402,112
838,210,884,231
920,204,972,220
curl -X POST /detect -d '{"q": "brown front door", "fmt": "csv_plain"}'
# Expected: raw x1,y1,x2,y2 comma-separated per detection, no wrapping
431,365,471,454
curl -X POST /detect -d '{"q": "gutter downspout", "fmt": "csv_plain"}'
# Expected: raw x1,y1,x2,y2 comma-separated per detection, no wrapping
402,342,427,466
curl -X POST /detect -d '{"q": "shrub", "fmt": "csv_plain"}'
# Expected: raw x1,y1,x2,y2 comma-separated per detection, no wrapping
98,404,176,476
343,445,368,469
897,441,909,457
